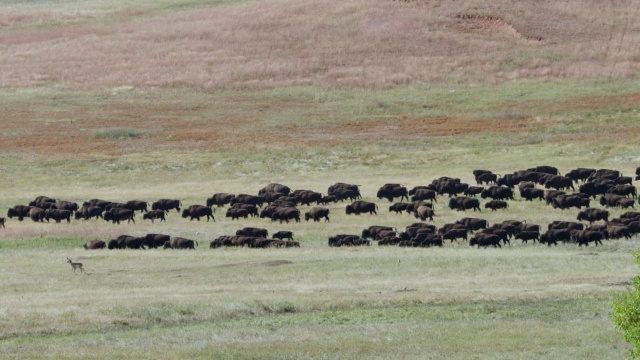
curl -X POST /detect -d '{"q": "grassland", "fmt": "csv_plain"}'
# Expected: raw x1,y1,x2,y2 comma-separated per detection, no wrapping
2,0,640,358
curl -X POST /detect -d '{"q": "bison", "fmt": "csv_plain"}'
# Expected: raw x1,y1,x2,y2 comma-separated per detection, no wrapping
448,197,481,212
304,207,330,222
164,237,198,249
104,208,135,224
577,208,609,223
152,199,181,212
345,201,378,215
206,193,235,207
181,205,215,222
273,231,294,240
142,209,166,222
484,200,508,211
414,205,434,221
143,234,171,248
74,206,103,220
84,240,106,250
7,205,32,221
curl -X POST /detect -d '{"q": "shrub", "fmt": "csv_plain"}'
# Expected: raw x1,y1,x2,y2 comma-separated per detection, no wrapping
94,128,140,140
611,252,640,358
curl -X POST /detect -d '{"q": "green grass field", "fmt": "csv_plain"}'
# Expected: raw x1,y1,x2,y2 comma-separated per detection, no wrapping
2,0,640,358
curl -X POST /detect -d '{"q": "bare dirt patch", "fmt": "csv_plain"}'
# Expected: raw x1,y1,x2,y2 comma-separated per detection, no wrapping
453,15,543,43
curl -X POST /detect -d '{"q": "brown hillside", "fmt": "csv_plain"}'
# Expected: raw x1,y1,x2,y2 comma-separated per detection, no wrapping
0,0,638,89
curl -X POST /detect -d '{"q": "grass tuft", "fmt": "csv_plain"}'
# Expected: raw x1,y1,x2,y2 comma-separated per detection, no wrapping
94,128,141,140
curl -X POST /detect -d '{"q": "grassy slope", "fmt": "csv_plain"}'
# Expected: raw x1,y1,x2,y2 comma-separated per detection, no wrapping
1,0,640,359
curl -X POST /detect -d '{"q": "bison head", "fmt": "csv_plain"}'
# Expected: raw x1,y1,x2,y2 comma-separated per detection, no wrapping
448,198,458,210
304,212,312,221
345,205,353,215
181,209,190,218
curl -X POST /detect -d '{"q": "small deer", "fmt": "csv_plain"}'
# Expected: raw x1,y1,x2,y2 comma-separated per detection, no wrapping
66,257,85,274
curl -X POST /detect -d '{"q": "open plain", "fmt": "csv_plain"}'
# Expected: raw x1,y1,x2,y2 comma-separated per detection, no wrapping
1,0,640,358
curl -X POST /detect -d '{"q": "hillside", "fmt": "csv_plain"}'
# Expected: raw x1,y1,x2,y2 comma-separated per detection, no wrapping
1,0,639,89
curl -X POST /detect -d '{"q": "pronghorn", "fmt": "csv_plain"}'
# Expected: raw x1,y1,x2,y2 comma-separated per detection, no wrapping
66,257,85,274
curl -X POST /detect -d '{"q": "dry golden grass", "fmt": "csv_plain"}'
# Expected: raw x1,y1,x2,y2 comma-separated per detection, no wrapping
1,0,639,89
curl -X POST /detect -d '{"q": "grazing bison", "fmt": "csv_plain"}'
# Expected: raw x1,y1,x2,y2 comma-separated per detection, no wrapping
7,205,32,221
345,201,378,215
273,231,294,240
544,176,575,191
45,209,72,223
565,168,596,183
294,190,323,206
109,235,145,250
448,197,481,212
520,187,544,201
600,193,626,208
414,206,435,221
28,207,46,222
259,183,291,196
362,226,395,240
74,205,103,220
577,208,609,223
305,207,330,222
152,199,181,212
182,205,215,222
142,209,166,222
104,208,135,224
143,234,171,248
206,193,235,207
376,184,409,202
328,183,361,199
84,240,106,250
164,237,197,249
607,184,637,198
236,227,268,238
30,196,56,208
477,172,498,185
484,200,508,211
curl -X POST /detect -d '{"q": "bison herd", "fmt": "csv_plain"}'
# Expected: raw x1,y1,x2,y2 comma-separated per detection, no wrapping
3,166,640,251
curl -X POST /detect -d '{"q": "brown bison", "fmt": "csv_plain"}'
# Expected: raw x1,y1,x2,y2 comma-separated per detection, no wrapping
305,207,330,222
182,205,215,222
152,199,181,212
84,240,106,250
345,201,378,215
143,209,166,222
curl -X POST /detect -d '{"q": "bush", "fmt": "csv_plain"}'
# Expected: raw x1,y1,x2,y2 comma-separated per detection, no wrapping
611,252,640,358
94,128,140,140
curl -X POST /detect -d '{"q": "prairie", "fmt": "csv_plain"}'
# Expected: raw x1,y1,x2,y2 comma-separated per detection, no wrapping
1,0,640,359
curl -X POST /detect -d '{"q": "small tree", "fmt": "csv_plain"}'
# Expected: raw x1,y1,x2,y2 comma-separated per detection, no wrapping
612,252,640,358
